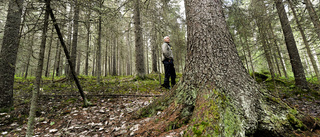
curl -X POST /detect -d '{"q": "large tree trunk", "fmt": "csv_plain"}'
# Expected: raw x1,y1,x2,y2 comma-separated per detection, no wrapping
26,0,50,135
0,0,24,110
135,0,317,136
134,0,146,78
275,0,308,89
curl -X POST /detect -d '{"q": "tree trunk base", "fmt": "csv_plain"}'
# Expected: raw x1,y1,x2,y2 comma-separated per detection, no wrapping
133,83,320,136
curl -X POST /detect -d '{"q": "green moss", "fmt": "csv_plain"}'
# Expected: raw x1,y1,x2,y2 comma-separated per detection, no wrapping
192,121,209,136
223,107,241,137
286,113,307,130
266,96,281,103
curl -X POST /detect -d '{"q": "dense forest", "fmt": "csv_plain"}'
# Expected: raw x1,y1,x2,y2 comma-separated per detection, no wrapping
0,0,320,136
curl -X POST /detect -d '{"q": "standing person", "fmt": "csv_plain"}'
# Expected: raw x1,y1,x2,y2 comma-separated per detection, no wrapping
161,36,176,89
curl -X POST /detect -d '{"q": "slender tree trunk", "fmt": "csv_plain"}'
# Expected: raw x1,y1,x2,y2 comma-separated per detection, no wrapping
70,0,79,76
252,0,276,79
52,38,59,81
48,1,90,106
134,0,145,78
109,39,112,75
45,27,54,77
24,32,35,79
151,27,158,73
305,0,320,40
289,0,320,83
0,0,24,110
26,0,49,135
257,22,276,79
240,37,249,73
269,23,288,78
112,38,117,76
275,0,308,89
85,19,90,76
127,28,132,75
105,40,108,76
266,24,282,77
56,41,61,77
96,1,102,83
244,33,255,79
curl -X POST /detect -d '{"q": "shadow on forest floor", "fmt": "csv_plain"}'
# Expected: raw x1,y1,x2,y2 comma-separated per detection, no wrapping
1,73,320,136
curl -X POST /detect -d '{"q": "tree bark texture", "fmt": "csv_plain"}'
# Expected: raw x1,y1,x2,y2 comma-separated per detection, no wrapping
0,0,24,110
26,0,50,135
136,0,317,136
275,0,308,89
134,0,145,78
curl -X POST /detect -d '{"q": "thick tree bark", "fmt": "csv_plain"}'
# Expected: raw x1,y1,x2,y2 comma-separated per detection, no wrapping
0,0,24,110
134,0,146,78
289,0,320,83
135,0,317,136
275,0,308,89
26,0,50,135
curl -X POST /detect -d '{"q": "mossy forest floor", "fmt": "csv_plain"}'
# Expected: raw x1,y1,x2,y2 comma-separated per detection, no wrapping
1,73,320,136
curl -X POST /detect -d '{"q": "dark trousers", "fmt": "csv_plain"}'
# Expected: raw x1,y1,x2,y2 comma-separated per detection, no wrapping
163,59,176,88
